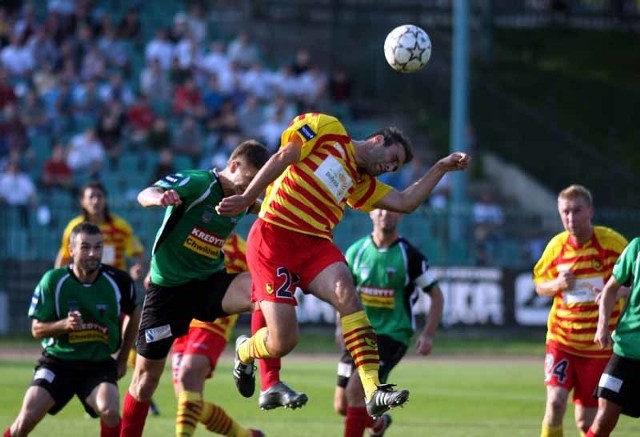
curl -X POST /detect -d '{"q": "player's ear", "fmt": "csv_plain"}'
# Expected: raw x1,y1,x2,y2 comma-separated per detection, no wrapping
228,159,239,172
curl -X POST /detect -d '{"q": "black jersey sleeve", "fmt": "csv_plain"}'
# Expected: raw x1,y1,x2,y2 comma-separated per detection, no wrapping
399,237,438,293
102,265,138,315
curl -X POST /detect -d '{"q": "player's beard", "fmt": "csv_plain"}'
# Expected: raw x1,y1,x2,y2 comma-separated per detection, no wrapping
81,257,101,273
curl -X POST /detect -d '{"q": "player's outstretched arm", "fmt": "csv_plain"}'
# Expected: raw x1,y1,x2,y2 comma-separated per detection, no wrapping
594,276,621,350
373,152,470,213
138,186,182,208
216,139,302,216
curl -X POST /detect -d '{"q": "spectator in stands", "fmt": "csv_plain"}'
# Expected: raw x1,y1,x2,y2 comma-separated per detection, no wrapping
184,3,207,46
20,88,50,138
145,117,172,152
149,148,175,185
66,127,105,179
139,56,172,106
72,78,102,128
198,40,229,81
80,45,107,81
290,48,311,76
27,26,60,70
127,92,156,146
40,142,74,195
328,67,353,118
99,71,134,106
173,115,203,166
96,99,127,169
0,68,17,110
227,31,260,70
201,73,225,117
259,107,289,153
172,75,206,122
0,103,28,157
144,28,174,70
0,30,35,79
472,190,505,265
298,64,328,112
118,7,143,47
0,159,37,228
237,93,265,139
240,61,273,102
97,20,130,75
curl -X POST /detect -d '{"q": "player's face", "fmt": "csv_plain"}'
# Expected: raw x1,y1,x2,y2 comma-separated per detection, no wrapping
81,188,106,217
370,208,402,233
230,158,259,194
366,139,406,177
558,196,593,240
70,232,103,272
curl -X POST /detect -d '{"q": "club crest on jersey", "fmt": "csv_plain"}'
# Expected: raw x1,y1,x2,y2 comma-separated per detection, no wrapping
265,283,274,294
360,266,370,281
592,259,603,271
298,124,316,140
386,267,396,279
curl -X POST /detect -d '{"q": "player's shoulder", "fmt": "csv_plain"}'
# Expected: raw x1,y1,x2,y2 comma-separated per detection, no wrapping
397,237,425,256
100,265,134,286
109,213,134,229
346,235,370,254
593,225,628,246
40,267,71,284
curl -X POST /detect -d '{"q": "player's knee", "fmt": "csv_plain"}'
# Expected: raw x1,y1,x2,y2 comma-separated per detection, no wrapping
97,406,120,426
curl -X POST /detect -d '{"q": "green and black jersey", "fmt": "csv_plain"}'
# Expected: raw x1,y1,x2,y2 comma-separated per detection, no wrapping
150,169,247,286
346,236,438,346
28,265,137,361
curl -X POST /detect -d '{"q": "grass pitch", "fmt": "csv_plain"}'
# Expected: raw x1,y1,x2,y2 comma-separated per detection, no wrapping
1,350,639,436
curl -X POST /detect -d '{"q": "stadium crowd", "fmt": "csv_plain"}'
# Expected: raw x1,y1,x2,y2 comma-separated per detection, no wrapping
0,0,353,234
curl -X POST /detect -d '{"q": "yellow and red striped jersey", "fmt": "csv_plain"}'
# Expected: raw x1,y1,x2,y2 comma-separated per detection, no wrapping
58,214,144,270
533,226,628,358
259,113,393,240
187,233,247,339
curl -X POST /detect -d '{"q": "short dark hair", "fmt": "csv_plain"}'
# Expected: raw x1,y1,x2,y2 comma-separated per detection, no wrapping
229,140,270,169
368,127,414,166
70,222,102,242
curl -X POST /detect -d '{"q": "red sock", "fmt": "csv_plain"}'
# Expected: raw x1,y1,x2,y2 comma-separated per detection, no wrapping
100,420,121,437
252,308,281,390
4,427,11,437
586,429,608,437
345,406,369,437
120,391,150,437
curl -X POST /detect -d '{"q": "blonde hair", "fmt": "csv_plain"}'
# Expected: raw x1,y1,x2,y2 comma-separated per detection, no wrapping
558,184,593,207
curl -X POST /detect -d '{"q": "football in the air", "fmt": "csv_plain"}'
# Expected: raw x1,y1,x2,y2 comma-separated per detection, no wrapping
383,24,431,73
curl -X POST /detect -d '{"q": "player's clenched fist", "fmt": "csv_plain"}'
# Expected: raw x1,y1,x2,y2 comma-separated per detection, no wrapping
160,189,182,207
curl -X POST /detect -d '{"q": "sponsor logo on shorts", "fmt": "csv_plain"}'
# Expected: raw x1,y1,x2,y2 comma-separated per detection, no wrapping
599,372,623,393
34,368,55,383
145,324,172,343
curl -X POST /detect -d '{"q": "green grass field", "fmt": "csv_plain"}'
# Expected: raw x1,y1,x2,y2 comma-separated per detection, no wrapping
1,345,640,437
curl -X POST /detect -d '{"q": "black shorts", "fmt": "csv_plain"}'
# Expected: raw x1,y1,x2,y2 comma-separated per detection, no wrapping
596,352,640,418
136,270,237,360
336,334,407,389
31,353,117,418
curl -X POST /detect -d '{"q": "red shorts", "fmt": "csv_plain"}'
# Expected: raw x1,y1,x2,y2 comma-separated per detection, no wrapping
171,327,227,384
247,219,345,305
544,343,609,407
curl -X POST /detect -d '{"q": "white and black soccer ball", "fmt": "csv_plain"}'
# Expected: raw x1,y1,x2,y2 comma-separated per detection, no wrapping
383,24,431,73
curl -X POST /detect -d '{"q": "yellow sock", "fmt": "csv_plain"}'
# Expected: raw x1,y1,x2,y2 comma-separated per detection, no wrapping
176,390,202,437
579,432,586,437
127,347,137,369
341,310,380,399
199,401,252,437
238,327,272,363
540,423,563,437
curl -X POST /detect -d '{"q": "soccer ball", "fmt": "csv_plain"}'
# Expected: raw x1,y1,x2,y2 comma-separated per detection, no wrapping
383,24,431,73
